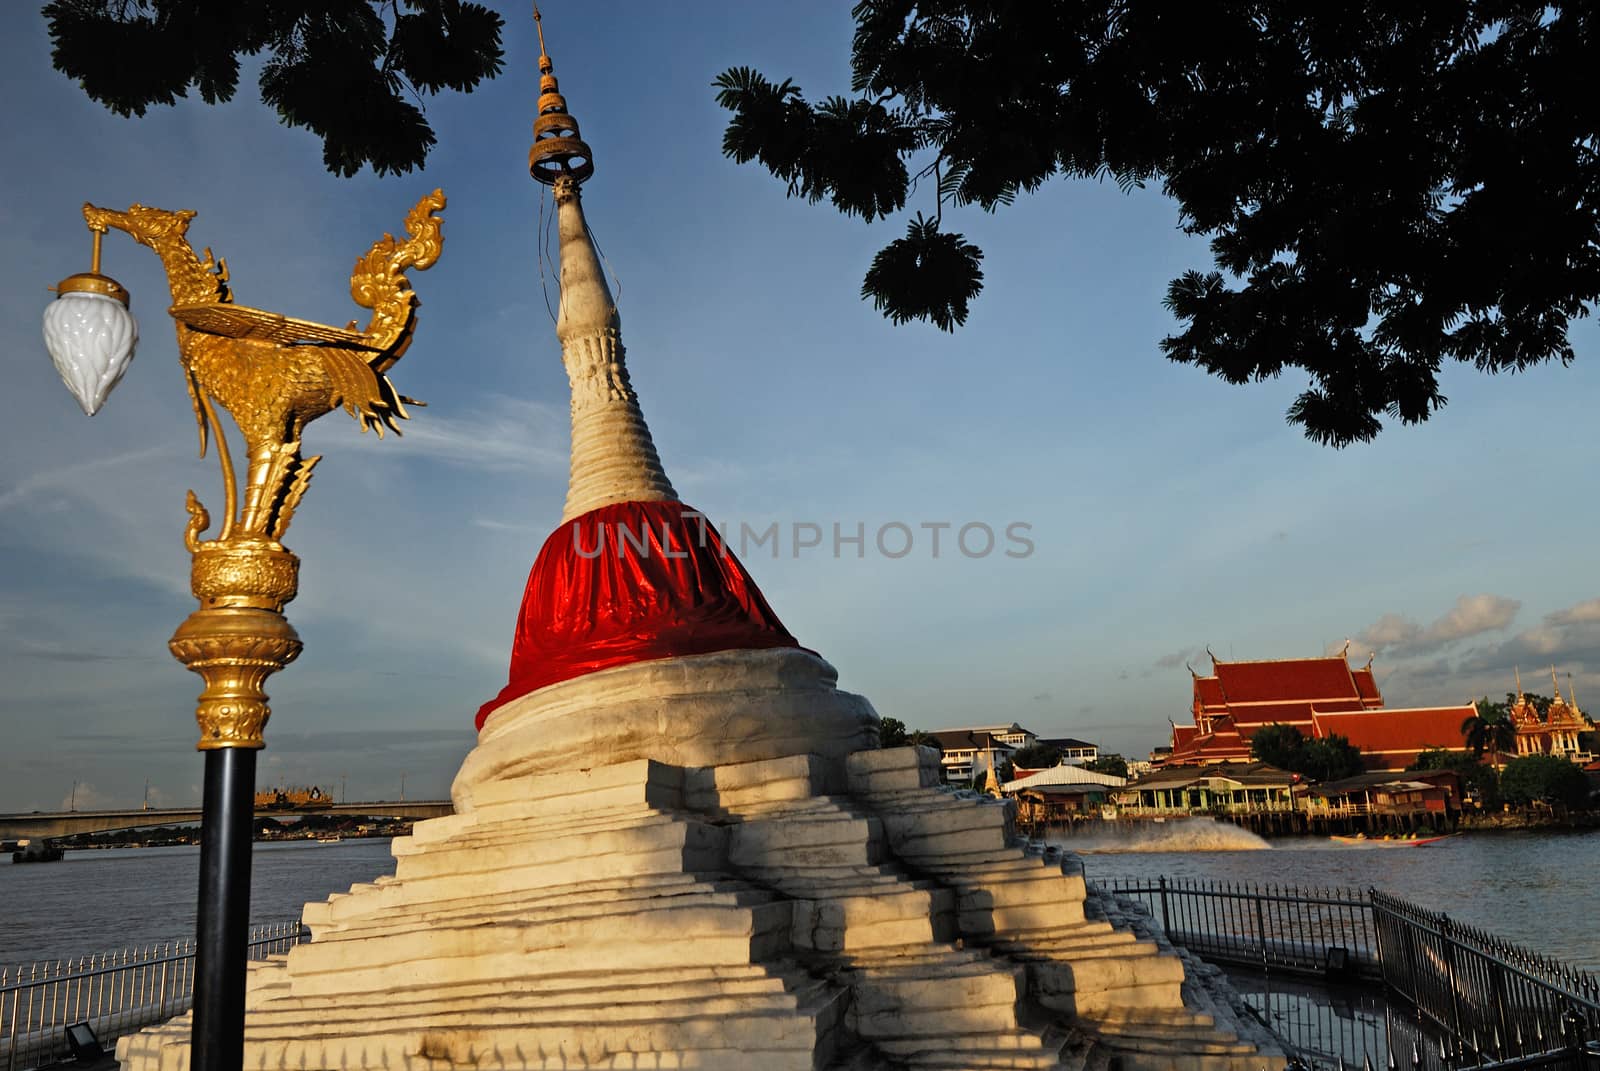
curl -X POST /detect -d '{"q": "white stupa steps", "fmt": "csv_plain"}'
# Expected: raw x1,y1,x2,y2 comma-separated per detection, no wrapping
119,746,1281,1070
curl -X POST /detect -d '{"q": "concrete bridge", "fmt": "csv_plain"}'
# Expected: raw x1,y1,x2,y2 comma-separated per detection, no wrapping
0,801,452,842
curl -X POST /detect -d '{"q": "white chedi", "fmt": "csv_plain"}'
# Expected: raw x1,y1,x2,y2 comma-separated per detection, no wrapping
42,291,138,416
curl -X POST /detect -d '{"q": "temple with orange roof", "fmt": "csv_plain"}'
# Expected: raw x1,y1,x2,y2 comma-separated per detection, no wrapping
1509,667,1594,762
1166,645,1478,772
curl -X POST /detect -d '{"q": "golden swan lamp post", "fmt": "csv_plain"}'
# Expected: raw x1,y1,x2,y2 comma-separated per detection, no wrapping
42,191,446,1071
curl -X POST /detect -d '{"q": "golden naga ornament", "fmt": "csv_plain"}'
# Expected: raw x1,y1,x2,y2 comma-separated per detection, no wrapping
69,191,446,749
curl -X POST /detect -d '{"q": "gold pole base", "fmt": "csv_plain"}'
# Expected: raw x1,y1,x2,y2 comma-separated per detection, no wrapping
191,539,300,610
170,606,302,750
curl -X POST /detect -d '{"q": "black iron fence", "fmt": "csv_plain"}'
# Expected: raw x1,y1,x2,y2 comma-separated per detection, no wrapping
0,920,307,1071
1094,876,1600,1071
1100,876,1380,979
1371,891,1600,1068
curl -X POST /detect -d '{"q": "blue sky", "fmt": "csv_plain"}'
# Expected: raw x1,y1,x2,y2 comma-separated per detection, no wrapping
2,2,1597,811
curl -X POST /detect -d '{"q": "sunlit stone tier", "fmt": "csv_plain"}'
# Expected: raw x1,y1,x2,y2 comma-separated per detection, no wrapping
465,648,878,789
118,743,1282,1070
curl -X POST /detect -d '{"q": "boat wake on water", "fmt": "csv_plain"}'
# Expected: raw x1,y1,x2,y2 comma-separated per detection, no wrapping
1045,817,1271,853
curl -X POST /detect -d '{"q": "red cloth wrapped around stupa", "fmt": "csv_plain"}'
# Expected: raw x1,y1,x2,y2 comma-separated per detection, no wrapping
476,500,800,729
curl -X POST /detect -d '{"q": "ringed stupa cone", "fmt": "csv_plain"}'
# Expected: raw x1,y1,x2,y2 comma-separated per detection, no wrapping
464,18,878,787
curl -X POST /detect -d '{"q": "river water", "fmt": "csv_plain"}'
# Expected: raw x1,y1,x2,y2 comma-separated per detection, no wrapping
4,825,1598,977
1057,820,1600,972
0,839,397,968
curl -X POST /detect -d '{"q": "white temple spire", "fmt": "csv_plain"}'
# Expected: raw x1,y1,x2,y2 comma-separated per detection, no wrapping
528,12,676,521
550,177,676,520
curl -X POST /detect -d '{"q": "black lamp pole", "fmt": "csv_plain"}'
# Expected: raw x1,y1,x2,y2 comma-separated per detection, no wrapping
46,189,445,1071
190,749,256,1071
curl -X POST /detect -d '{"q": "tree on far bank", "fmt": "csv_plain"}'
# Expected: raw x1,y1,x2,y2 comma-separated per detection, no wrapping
1010,743,1062,769
1085,753,1128,779
1248,723,1363,781
43,0,504,177
716,5,1600,447
1410,748,1501,810
1462,703,1518,768
1248,724,1306,771
876,718,947,752
1499,754,1591,810
1475,696,1509,723
1509,692,1553,717
1295,735,1364,783
878,716,911,747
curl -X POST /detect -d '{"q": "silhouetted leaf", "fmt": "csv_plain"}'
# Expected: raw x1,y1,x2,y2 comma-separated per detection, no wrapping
44,0,503,177
391,0,505,94
862,215,983,332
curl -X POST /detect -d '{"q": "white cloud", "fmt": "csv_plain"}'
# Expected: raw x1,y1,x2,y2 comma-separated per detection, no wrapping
1421,594,1520,646
375,394,567,474
1353,613,1423,651
1374,596,1600,708
1152,647,1198,670
471,517,546,533
0,444,174,515
59,782,116,810
1546,598,1600,627
1352,594,1520,657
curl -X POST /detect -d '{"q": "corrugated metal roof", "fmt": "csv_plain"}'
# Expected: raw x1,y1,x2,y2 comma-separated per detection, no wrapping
1003,764,1126,791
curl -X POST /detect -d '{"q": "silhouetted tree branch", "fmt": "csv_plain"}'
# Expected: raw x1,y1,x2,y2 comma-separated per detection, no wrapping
44,0,504,177
716,3,1600,446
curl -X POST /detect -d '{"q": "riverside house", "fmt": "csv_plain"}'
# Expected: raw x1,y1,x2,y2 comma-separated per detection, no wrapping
1001,763,1127,828
1036,737,1100,765
1116,762,1301,817
1302,770,1462,822
928,723,1037,782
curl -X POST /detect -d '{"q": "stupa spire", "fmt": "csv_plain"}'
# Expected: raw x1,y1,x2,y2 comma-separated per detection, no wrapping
528,4,675,521
477,4,803,730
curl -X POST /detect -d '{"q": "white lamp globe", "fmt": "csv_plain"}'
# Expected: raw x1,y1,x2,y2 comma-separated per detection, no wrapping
43,277,138,417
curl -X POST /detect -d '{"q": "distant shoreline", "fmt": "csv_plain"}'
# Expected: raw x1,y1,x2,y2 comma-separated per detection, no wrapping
40,823,412,854
1458,811,1600,832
